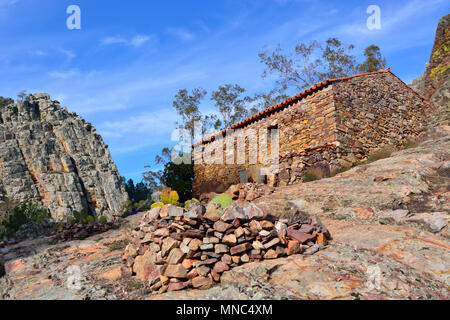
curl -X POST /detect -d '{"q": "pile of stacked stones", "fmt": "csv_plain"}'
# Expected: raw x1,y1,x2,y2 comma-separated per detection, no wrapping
122,202,331,293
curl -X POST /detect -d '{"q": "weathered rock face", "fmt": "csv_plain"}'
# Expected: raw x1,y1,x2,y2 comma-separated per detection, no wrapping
410,13,449,125
1,125,448,300
0,93,128,221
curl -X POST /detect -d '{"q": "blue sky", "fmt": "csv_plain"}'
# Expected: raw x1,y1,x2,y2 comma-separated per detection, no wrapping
1,0,448,183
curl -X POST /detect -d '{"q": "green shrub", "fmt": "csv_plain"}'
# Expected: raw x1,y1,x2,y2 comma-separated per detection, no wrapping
87,216,95,223
0,202,50,238
160,188,180,206
119,200,133,217
302,168,324,183
99,216,108,223
151,202,164,209
208,194,233,209
72,210,88,224
185,198,200,209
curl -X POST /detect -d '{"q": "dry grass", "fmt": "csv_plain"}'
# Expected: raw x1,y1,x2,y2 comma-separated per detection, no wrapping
366,146,396,163
302,167,325,182
403,138,420,150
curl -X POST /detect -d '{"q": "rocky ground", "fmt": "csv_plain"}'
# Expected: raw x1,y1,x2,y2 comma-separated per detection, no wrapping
0,125,448,300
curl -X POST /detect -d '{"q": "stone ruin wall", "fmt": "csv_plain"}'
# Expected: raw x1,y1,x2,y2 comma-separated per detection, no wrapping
0,94,128,221
193,72,429,197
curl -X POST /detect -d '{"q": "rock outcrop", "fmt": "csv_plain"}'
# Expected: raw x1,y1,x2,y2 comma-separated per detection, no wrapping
0,124,448,300
0,93,128,221
410,13,449,125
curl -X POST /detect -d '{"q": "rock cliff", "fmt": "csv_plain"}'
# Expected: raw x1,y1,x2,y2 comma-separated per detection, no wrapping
0,93,128,221
411,13,449,125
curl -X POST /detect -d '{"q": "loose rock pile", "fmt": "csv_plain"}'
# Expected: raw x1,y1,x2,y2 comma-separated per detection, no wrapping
122,202,331,293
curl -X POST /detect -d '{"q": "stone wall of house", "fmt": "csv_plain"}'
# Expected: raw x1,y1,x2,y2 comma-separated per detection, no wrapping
0,93,128,221
193,86,338,195
193,71,429,197
332,72,430,159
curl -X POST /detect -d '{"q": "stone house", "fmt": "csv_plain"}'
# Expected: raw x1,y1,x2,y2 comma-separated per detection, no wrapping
192,68,431,196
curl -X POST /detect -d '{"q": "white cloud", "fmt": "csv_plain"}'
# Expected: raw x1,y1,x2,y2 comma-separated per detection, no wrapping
100,36,128,46
31,50,46,56
130,35,152,47
60,48,76,61
47,69,79,79
166,28,195,42
100,34,154,48
0,0,19,8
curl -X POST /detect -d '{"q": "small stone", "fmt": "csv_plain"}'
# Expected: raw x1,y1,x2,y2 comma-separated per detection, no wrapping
316,233,327,245
164,264,187,278
299,224,314,234
167,248,186,265
244,204,267,220
148,207,161,221
149,243,160,253
286,228,316,244
200,243,214,251
230,242,252,255
154,227,170,237
240,254,250,263
182,258,197,269
160,275,169,285
193,258,218,267
263,237,280,249
249,220,262,232
150,281,162,291
252,240,265,250
192,276,213,289
161,237,179,254
188,238,202,251
304,244,320,255
222,234,237,246
263,249,278,259
204,203,223,222
210,269,220,282
159,205,169,218
213,221,231,233
221,254,232,264
197,265,210,277
286,240,301,255
187,268,199,279
260,220,274,230
215,244,229,254
213,261,230,273
231,256,240,264
203,237,219,244
168,281,189,292
158,285,168,294
259,230,270,237
234,227,244,238
221,204,246,222
168,205,184,217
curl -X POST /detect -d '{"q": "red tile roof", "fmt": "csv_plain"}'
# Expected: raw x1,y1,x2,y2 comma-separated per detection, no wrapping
192,68,422,147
